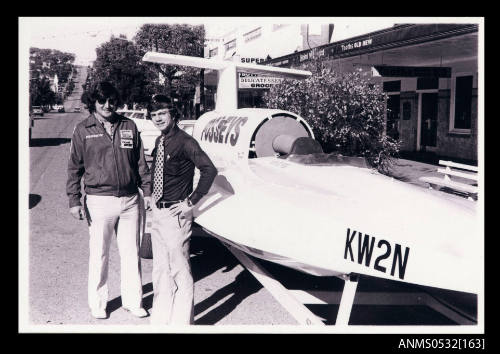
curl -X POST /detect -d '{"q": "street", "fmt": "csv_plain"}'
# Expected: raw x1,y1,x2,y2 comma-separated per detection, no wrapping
25,67,476,329
27,67,296,327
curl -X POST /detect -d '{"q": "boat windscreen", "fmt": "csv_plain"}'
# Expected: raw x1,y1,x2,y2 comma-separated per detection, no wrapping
285,153,370,168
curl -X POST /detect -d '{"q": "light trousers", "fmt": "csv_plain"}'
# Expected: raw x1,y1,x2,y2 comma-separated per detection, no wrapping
150,203,194,325
85,194,143,312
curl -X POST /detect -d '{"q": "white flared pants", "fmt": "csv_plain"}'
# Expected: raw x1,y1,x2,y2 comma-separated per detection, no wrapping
150,204,194,325
85,194,143,312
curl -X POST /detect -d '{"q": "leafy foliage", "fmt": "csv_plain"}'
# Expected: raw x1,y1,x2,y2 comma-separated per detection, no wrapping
134,24,205,115
30,47,76,108
30,76,55,107
30,47,75,83
87,36,158,108
85,25,205,114
66,79,75,96
263,59,400,172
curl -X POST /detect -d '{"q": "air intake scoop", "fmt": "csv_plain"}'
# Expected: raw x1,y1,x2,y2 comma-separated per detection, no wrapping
273,135,324,156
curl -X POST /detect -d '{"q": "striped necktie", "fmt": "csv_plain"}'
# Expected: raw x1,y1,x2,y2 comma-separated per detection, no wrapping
153,136,165,203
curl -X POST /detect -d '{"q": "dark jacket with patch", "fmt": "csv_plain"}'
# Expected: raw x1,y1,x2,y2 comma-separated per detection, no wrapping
66,113,151,208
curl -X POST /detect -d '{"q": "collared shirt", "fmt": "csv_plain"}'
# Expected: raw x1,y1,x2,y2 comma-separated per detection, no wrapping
150,124,217,205
94,112,116,138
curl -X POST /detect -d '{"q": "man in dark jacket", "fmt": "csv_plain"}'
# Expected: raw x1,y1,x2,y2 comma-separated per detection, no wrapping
66,81,151,320
148,94,217,325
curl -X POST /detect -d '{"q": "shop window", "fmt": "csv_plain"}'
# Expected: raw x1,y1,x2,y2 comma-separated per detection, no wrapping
225,39,236,51
386,95,400,140
238,90,265,109
209,47,218,57
451,75,473,131
244,27,261,43
383,80,401,92
417,77,438,90
204,88,216,111
402,102,411,120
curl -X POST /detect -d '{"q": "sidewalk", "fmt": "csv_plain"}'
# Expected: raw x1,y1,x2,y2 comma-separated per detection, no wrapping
387,158,478,197
388,158,443,188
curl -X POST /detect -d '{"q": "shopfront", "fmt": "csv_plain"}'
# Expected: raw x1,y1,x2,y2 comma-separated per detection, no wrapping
203,57,283,110
238,72,283,108
265,24,479,164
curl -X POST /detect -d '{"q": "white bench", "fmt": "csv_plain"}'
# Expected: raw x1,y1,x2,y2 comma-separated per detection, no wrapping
419,160,478,201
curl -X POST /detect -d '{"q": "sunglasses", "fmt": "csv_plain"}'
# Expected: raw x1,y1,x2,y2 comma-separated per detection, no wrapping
96,97,117,105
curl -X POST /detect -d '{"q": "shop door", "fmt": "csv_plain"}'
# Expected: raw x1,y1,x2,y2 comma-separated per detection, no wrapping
420,92,438,148
386,95,400,140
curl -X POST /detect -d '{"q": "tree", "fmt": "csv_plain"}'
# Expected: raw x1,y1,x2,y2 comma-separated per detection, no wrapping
89,36,158,108
30,76,56,107
55,93,64,105
263,59,400,172
30,47,75,83
134,24,205,117
30,47,76,108
66,79,75,96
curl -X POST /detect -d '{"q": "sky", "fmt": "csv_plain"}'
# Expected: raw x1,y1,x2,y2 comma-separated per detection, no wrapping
21,17,402,66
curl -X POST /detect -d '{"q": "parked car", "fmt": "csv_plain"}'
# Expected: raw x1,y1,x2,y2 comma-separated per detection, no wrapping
54,104,65,112
32,106,43,116
177,119,196,136
74,106,81,113
139,130,160,156
116,109,156,132
29,114,34,143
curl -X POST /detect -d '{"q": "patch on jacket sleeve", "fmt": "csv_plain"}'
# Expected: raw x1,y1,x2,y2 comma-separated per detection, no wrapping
120,130,133,139
120,138,133,149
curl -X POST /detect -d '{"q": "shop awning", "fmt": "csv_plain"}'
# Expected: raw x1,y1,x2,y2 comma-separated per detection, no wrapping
372,65,451,78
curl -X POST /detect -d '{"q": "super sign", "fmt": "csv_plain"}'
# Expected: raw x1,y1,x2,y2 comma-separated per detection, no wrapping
200,116,248,146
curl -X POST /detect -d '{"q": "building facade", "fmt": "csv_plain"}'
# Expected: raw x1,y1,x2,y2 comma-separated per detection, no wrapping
206,24,333,61
264,24,479,164
204,23,333,110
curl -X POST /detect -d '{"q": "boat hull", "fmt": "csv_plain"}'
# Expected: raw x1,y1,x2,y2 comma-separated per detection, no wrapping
192,157,480,295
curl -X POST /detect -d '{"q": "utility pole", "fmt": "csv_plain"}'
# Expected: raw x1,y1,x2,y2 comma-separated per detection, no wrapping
196,69,205,119
29,69,32,111
29,69,37,144
29,69,36,111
